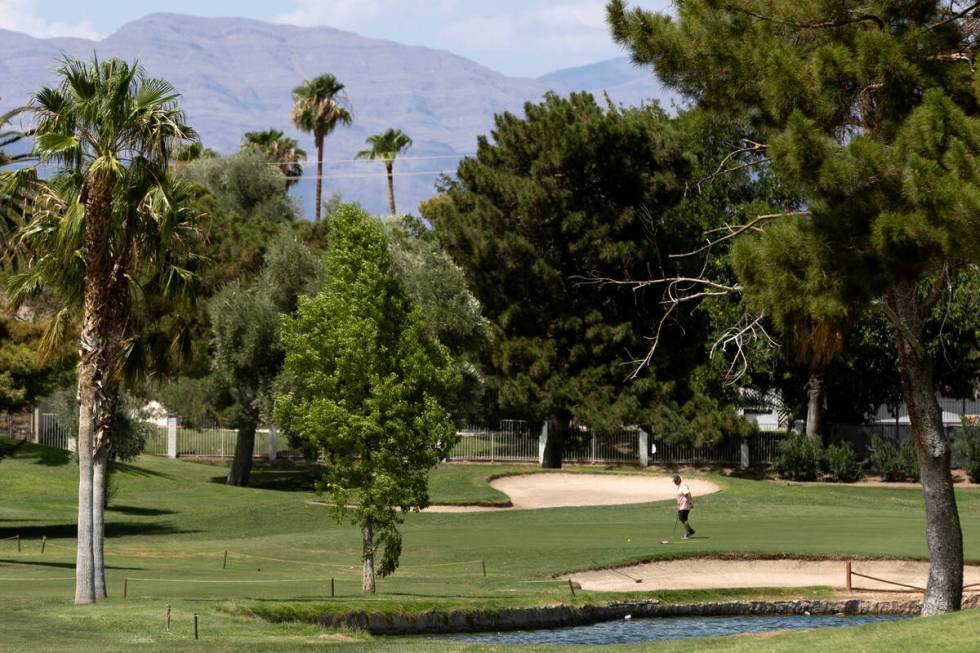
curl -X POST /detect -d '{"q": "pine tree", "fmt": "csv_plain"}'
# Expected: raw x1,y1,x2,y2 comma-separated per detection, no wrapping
609,0,980,614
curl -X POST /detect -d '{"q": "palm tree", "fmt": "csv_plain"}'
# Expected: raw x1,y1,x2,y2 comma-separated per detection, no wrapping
355,129,413,215
291,74,352,223
242,129,306,189
0,105,37,236
22,56,196,604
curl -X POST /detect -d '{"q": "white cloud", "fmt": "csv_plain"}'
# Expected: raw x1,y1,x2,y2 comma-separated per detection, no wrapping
0,0,103,39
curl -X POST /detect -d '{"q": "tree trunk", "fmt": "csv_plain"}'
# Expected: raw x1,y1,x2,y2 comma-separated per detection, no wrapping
226,419,256,487
92,446,109,598
362,519,376,594
74,384,96,604
74,174,115,605
888,282,963,615
386,161,396,215
314,136,324,223
805,368,824,440
542,414,570,469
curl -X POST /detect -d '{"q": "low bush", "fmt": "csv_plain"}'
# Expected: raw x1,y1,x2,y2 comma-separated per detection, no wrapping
773,435,822,481
954,422,980,483
823,441,864,483
868,436,919,482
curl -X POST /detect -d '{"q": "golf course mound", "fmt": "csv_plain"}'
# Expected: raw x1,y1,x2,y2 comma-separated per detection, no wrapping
424,473,720,512
567,558,980,592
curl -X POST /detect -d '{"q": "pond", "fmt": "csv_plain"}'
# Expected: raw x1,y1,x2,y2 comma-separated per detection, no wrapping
438,614,906,646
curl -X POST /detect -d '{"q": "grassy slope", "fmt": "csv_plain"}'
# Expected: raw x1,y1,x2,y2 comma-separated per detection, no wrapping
2,437,980,652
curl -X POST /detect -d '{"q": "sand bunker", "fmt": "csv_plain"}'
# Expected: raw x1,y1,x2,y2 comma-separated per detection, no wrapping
567,558,980,592
424,473,720,513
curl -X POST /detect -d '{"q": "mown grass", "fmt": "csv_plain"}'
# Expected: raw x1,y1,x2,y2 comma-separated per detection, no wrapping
2,436,980,652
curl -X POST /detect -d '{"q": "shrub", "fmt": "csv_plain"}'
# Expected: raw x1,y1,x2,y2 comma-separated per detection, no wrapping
823,441,864,483
955,422,980,483
773,435,822,481
868,436,919,482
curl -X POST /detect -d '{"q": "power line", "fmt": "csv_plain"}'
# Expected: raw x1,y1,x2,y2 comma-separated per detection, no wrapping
284,169,457,180
261,153,476,166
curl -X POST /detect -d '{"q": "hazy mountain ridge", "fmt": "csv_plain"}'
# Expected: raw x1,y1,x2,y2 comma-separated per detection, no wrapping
1,13,671,215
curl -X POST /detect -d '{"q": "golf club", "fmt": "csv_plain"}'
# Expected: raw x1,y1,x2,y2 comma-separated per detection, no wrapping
660,515,679,544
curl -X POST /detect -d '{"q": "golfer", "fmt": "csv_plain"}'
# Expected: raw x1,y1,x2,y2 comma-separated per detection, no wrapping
672,473,696,539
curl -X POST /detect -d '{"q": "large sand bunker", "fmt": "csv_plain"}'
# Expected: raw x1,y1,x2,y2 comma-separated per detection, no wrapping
424,473,720,512
567,558,980,593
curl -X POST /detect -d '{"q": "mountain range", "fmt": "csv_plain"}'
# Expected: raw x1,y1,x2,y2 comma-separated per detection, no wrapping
0,13,675,216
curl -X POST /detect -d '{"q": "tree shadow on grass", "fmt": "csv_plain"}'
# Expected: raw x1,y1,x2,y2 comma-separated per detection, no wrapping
0,558,145,571
108,505,176,517
0,522,199,540
113,462,174,480
209,462,325,492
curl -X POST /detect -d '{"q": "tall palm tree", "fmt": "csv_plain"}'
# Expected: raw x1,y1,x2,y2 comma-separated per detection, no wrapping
291,74,352,223
23,56,196,604
0,105,37,236
355,129,412,215
241,129,306,189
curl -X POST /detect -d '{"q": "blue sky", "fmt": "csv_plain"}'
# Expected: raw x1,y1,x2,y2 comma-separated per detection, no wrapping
0,0,671,76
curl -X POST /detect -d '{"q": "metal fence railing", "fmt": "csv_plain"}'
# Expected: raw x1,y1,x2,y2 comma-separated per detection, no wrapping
39,413,71,451
564,428,641,465
448,421,538,462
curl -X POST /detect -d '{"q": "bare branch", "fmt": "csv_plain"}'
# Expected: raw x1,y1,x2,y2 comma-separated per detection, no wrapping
921,264,951,317
925,1,980,31
669,211,809,260
709,313,779,383
689,139,769,194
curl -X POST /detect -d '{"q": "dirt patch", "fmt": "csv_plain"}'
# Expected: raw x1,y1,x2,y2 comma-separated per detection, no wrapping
424,473,720,512
567,557,980,592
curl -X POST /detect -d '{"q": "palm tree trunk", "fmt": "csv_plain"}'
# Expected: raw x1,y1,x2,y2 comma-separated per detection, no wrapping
74,175,114,605
888,281,963,615
386,162,396,215
362,518,376,593
314,136,324,223
805,368,824,440
226,418,256,487
74,380,96,604
92,445,110,598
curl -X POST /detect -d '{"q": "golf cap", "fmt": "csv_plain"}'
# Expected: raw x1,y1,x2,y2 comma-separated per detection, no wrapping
672,474,681,483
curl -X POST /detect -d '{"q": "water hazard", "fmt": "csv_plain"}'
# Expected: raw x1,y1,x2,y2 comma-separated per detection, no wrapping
439,614,905,646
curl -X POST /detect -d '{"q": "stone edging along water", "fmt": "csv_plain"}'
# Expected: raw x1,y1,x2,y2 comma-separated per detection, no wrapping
314,595,980,635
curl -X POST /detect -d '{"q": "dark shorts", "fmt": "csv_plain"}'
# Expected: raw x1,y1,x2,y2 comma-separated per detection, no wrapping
677,509,690,522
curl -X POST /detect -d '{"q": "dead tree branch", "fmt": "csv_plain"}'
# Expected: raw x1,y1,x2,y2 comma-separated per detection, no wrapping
669,211,809,260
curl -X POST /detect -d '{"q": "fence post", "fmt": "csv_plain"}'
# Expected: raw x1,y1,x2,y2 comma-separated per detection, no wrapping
638,429,649,467
538,422,548,466
591,434,596,464
167,415,178,459
32,407,41,443
740,440,750,470
268,423,278,461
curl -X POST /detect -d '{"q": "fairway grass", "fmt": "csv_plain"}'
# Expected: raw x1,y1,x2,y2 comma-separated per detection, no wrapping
2,437,980,651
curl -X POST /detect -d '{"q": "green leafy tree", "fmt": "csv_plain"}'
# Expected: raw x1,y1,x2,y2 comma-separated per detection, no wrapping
210,234,321,487
291,74,352,223
14,56,197,604
356,129,413,215
275,205,459,593
383,215,490,420
175,141,217,162
609,0,980,613
241,129,306,189
0,309,74,412
429,94,758,467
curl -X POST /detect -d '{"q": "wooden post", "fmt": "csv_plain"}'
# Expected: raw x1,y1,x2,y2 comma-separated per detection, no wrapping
331,577,335,597
223,550,228,569
845,561,852,593
123,578,128,598
568,579,576,597
166,605,171,632
41,536,46,554
482,560,487,577
194,613,199,640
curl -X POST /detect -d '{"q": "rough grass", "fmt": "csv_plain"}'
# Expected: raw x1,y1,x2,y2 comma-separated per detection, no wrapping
2,437,980,652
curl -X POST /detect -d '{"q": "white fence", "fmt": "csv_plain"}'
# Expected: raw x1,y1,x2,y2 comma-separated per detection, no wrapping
449,420,539,462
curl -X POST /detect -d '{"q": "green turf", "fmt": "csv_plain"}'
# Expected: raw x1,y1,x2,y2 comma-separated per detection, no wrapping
2,436,980,652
